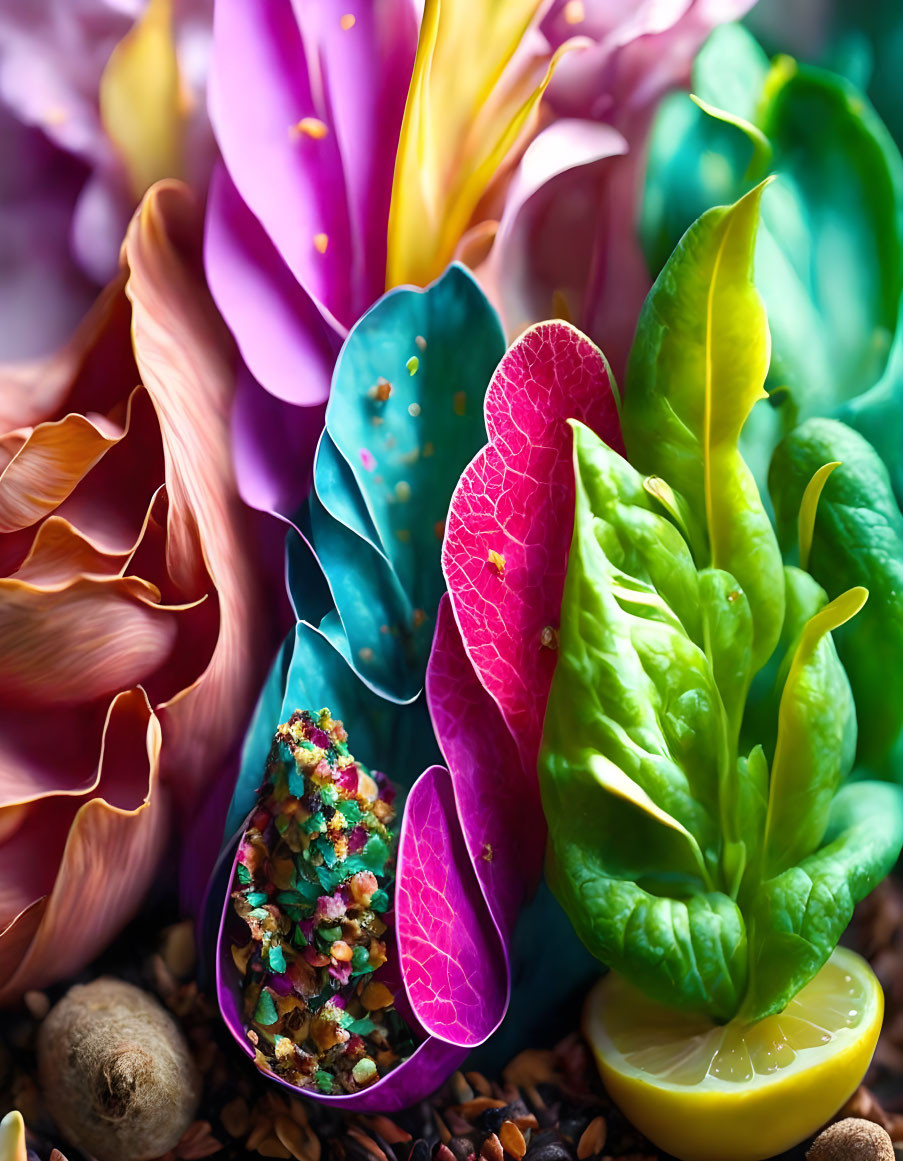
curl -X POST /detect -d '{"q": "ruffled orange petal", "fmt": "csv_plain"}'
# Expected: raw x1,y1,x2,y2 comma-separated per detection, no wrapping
0,385,145,534
0,688,168,1003
122,181,269,802
0,573,183,707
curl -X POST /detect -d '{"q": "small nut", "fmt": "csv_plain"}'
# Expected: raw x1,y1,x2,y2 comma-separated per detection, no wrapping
807,1118,894,1161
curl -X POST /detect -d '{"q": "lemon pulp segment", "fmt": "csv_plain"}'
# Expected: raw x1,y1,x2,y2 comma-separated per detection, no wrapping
583,947,883,1161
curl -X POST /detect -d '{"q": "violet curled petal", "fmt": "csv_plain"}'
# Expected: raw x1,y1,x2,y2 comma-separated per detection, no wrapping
442,321,623,776
426,596,543,940
230,361,325,517
209,0,352,332
395,765,509,1046
289,0,417,313
214,837,467,1112
204,163,339,409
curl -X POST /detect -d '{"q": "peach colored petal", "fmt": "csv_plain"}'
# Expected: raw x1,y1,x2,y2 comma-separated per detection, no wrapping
0,892,49,984
0,688,168,1003
122,181,268,802
0,275,129,432
0,385,145,534
0,701,111,808
0,573,181,707
52,386,164,557
13,485,164,585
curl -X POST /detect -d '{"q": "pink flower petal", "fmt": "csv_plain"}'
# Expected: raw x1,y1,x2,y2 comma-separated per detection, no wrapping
395,765,508,1046
427,596,546,938
442,321,621,775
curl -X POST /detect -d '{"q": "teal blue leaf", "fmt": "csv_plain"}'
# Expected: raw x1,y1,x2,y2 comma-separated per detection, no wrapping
300,262,505,702
224,621,441,836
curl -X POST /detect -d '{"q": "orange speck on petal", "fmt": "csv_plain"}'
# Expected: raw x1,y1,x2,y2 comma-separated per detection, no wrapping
340,13,356,30
563,0,585,23
293,116,328,140
313,233,329,254
487,549,506,575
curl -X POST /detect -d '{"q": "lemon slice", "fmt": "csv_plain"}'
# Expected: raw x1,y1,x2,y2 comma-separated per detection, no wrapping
583,947,882,1161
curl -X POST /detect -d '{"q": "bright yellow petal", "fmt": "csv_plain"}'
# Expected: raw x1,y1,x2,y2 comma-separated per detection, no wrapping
387,0,574,288
99,0,183,199
0,1111,27,1161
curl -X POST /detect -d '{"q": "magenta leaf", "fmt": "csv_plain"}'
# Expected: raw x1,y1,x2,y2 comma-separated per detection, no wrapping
395,765,508,1046
442,321,622,773
426,596,544,938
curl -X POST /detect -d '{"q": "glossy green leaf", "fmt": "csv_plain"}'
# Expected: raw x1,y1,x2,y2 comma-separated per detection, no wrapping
296,262,505,703
539,421,752,1018
624,184,784,671
642,28,903,492
761,588,864,879
745,781,903,1020
770,418,903,775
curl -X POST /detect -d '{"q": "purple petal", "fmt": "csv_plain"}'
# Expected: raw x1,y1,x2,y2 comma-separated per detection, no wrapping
230,362,325,517
426,597,544,940
205,163,338,408
288,0,417,313
209,0,350,331
483,119,627,339
396,765,509,1046
541,0,757,129
0,106,95,361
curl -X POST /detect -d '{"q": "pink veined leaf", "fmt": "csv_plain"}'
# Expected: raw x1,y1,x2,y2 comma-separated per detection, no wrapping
442,321,622,775
426,595,544,939
395,764,508,1047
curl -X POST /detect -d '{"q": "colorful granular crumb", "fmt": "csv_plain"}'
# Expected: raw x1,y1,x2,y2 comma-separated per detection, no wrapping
230,708,415,1094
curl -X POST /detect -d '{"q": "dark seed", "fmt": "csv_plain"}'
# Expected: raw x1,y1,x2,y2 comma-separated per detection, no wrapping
448,1137,477,1161
408,1139,432,1161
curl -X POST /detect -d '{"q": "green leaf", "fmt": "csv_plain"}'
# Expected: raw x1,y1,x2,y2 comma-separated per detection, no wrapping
539,422,750,1018
642,33,903,493
745,781,903,1019
761,588,865,879
770,418,903,774
624,184,785,671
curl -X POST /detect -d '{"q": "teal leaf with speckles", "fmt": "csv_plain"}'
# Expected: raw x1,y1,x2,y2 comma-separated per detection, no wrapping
224,620,440,837
290,263,505,703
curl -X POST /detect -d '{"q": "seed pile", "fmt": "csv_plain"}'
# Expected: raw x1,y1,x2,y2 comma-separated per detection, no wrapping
230,709,414,1095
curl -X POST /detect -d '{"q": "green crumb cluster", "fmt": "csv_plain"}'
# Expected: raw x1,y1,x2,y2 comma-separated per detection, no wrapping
230,708,414,1094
